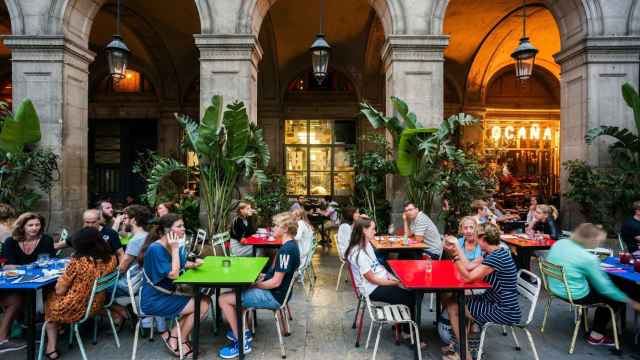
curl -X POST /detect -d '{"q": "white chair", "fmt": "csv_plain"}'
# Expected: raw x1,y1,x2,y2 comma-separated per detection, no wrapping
336,256,346,291
360,284,422,360
193,228,207,256
477,269,541,360
242,273,298,358
38,271,120,360
298,241,318,295
210,231,230,256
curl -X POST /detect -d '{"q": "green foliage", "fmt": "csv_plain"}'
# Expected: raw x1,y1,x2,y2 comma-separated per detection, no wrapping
177,96,270,234
175,196,200,232
132,150,189,206
0,100,42,153
348,133,395,231
245,172,291,227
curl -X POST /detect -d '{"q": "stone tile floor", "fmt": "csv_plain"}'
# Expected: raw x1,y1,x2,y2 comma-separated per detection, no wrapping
6,247,640,359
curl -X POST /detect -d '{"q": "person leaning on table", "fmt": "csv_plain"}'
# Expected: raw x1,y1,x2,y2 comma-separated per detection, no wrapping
402,201,443,259
546,223,640,347
137,213,210,358
41,227,117,360
229,201,258,257
0,212,56,354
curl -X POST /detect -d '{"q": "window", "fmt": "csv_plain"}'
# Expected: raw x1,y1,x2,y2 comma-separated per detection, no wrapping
284,119,355,196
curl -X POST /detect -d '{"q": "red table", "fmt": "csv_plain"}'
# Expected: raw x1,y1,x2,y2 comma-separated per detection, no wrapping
241,234,283,256
388,260,491,359
500,234,556,270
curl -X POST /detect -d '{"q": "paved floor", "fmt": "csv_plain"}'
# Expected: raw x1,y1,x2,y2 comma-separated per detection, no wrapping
5,247,640,359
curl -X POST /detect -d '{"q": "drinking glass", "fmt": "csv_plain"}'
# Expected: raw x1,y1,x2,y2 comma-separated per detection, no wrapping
37,254,50,268
25,263,35,275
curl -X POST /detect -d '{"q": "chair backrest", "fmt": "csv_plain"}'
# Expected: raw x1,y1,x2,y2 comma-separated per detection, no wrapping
126,264,144,316
210,231,230,256
516,269,541,326
79,270,119,324
280,272,299,309
345,260,361,298
538,258,575,304
195,228,207,255
617,233,626,252
60,228,70,243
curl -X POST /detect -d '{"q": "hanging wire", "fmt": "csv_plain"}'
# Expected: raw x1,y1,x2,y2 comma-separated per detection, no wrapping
116,0,121,36
319,0,325,34
522,0,526,38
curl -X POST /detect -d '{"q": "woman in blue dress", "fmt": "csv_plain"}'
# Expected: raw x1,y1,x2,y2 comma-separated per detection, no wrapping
441,222,520,360
138,213,210,358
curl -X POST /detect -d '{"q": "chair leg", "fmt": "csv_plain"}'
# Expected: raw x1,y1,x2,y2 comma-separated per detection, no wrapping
523,328,540,360
352,298,361,329
68,324,73,348
37,321,48,360
365,322,375,349
355,303,365,347
281,309,291,336
286,304,293,321
569,307,582,354
477,326,488,360
105,309,121,348
502,325,508,336
131,319,141,360
582,307,589,332
336,262,344,291
429,293,434,312
607,305,620,351
274,312,287,358
93,316,98,345
541,298,552,333
413,322,422,360
372,323,383,360
510,326,521,350
175,317,183,360
74,324,88,360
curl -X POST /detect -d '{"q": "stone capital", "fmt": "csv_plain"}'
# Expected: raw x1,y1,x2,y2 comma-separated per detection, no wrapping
382,35,449,66
3,35,95,73
554,36,640,73
194,34,263,69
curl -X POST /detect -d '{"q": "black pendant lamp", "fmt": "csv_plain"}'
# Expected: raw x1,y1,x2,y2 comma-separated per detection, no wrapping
511,0,538,80
310,0,331,84
105,0,130,80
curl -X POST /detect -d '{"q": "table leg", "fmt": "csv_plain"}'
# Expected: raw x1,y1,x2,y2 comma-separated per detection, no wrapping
413,291,424,359
26,290,36,360
215,288,221,336
435,292,441,325
457,291,467,360
193,286,201,360
236,288,244,360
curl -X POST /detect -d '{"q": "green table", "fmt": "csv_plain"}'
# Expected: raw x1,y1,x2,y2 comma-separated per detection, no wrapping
175,256,269,360
119,233,134,246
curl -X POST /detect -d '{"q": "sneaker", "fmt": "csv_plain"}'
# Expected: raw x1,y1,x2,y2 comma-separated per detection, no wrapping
218,341,252,359
225,329,253,343
587,335,616,347
0,339,27,353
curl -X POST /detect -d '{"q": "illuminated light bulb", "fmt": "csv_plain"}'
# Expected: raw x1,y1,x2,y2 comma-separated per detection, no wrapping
518,127,527,139
530,124,540,140
491,126,501,142
297,132,306,143
505,126,515,140
543,127,552,141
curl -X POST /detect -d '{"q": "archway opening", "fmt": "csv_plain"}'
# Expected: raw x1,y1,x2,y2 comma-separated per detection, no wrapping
0,2,11,107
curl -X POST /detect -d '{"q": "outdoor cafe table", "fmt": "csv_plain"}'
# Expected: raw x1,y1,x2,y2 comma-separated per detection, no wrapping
601,256,640,340
241,234,283,257
500,234,555,270
371,236,427,259
388,260,491,360
174,256,268,360
0,264,64,360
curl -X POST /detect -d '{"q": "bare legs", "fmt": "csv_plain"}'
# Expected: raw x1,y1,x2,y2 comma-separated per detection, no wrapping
164,297,209,351
0,294,21,341
218,291,239,338
442,293,473,360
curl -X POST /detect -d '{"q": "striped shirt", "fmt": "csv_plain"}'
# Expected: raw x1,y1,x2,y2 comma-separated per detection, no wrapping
410,211,442,256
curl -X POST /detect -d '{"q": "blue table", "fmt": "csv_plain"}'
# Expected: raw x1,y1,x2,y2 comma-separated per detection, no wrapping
0,265,63,360
601,257,640,284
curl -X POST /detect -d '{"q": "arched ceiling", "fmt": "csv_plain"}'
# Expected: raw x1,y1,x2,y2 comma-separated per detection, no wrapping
444,0,561,105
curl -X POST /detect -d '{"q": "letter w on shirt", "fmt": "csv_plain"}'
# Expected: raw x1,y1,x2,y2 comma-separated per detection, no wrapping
278,254,290,269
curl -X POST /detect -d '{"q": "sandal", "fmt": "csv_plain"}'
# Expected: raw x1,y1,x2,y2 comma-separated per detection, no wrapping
441,343,455,354
179,341,194,359
400,332,428,349
161,332,179,356
45,350,60,360
114,317,128,333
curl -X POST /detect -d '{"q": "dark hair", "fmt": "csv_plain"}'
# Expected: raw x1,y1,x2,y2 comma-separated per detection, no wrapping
12,212,45,242
344,218,374,261
403,201,418,210
157,201,175,213
0,203,16,223
341,207,358,225
71,227,113,262
125,205,152,229
475,223,501,246
632,200,640,212
138,213,182,266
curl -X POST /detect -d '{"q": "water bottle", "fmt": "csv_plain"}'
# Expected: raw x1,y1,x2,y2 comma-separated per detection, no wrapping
425,257,432,273
388,223,395,235
402,232,409,246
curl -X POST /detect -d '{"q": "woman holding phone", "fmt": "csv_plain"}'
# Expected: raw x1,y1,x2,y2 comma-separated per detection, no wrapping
138,213,210,358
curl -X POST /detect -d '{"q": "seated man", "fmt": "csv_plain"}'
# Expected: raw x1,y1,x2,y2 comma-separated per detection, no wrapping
217,212,300,358
402,201,443,259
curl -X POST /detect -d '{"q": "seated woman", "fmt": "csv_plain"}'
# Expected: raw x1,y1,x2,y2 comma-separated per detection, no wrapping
229,201,258,257
456,216,483,270
0,212,56,353
441,223,521,360
336,207,359,259
546,223,640,346
526,204,559,240
42,228,117,359
345,218,425,347
291,208,314,268
138,213,210,358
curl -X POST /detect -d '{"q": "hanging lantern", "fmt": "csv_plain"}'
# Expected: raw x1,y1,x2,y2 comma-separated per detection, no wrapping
310,0,331,84
511,0,538,80
105,0,130,80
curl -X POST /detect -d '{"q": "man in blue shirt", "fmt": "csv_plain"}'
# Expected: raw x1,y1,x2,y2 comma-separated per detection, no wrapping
218,212,300,358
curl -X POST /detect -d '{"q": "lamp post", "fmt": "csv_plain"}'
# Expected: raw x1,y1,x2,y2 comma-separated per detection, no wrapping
105,0,130,80
511,0,538,80
310,0,331,84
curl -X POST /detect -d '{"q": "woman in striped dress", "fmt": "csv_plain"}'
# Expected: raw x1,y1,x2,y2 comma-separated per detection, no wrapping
441,222,520,360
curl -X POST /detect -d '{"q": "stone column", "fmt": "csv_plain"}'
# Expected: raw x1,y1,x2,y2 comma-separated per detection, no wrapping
554,36,640,226
195,34,263,123
382,35,449,127
5,35,95,231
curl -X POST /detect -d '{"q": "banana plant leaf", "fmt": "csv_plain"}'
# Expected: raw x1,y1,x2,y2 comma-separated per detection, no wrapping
0,99,42,153
396,128,437,176
391,97,417,129
586,126,640,153
621,82,640,135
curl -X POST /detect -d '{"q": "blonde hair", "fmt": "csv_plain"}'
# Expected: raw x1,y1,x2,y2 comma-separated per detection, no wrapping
290,208,310,226
536,205,558,220
272,212,298,237
458,216,477,235
571,223,606,248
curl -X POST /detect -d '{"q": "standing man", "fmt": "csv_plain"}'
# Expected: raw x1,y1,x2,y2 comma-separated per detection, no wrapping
403,202,442,259
621,201,640,253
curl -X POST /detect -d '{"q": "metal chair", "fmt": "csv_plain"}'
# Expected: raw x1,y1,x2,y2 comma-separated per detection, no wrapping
477,269,541,360
38,270,120,360
336,256,346,291
538,258,620,354
242,273,299,358
360,284,422,360
193,228,207,256
346,262,366,347
210,231,230,256
298,241,318,295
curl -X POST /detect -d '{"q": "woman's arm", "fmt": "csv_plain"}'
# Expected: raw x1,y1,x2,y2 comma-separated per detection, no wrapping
363,270,399,287
453,259,494,283
466,256,484,271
